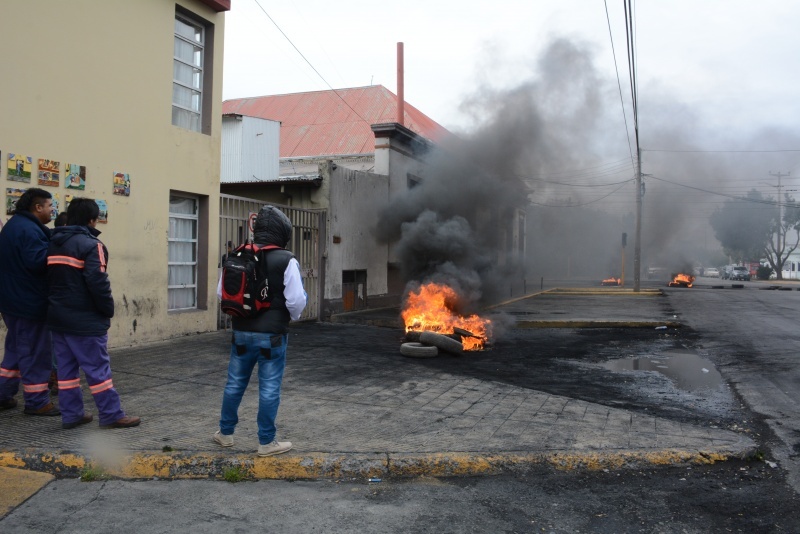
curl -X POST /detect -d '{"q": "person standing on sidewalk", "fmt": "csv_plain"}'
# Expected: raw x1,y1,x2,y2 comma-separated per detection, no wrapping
47,198,140,429
0,188,59,416
214,205,307,456
46,211,70,396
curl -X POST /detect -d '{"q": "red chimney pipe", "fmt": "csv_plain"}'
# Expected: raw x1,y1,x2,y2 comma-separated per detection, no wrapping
397,42,404,126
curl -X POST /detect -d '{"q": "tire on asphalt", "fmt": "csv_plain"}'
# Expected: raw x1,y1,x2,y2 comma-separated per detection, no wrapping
400,342,438,358
419,331,463,356
453,327,476,339
405,330,422,343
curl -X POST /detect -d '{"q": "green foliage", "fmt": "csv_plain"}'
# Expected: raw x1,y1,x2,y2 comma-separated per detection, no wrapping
80,465,109,482
756,265,773,280
222,465,248,483
162,445,174,452
709,189,776,262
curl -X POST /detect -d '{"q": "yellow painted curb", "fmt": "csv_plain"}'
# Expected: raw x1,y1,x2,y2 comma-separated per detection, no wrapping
0,466,54,518
515,320,682,329
0,448,749,481
486,287,662,310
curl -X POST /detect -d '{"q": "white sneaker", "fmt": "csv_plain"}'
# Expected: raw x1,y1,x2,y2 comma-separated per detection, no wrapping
213,430,234,447
257,440,292,457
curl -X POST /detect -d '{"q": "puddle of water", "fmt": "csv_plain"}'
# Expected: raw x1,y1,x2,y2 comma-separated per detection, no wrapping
602,350,723,392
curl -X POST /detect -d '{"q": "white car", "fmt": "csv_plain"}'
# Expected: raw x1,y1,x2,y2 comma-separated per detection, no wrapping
704,267,720,278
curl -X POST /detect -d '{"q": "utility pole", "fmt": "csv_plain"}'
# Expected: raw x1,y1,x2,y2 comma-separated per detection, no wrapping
634,147,642,292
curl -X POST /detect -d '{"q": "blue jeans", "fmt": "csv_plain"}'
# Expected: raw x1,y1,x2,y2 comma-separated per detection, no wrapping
219,331,288,445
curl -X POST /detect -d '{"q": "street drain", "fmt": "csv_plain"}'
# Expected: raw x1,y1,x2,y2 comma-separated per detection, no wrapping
602,350,723,392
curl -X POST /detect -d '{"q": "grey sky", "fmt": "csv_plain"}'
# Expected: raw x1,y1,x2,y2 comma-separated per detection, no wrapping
223,0,800,260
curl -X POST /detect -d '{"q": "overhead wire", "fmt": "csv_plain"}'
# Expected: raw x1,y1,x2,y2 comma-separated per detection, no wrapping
644,148,800,153
251,0,372,127
647,174,800,208
604,0,635,168
529,182,632,208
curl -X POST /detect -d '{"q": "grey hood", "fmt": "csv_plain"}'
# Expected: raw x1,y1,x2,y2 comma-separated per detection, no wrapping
253,205,292,247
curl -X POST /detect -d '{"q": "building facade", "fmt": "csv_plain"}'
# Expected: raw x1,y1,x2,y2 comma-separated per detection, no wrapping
221,87,445,315
0,0,230,348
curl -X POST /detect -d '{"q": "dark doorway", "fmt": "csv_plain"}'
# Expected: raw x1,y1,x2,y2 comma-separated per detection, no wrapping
342,270,367,311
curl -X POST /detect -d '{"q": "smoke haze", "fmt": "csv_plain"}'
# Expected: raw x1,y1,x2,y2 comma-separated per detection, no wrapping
377,35,800,305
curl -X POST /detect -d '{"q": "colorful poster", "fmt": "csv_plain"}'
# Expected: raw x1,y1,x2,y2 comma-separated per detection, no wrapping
113,172,130,196
64,163,86,190
7,154,32,182
50,193,60,221
6,188,25,215
96,199,108,224
38,159,60,187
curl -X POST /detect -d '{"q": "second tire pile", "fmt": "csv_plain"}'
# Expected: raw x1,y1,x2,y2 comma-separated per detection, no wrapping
400,330,475,358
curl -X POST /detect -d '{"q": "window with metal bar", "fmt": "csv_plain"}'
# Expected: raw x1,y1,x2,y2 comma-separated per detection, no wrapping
173,12,204,132
168,195,198,310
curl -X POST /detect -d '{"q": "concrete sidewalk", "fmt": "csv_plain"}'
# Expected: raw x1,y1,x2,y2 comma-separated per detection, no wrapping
0,288,755,480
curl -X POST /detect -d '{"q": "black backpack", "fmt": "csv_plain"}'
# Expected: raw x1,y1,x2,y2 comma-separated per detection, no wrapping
220,243,281,318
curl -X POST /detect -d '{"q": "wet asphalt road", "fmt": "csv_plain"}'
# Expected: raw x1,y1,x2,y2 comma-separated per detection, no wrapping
3,279,800,533
665,277,800,493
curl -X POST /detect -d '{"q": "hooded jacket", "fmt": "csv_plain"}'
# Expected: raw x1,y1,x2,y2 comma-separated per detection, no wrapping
0,210,50,320
232,205,304,334
46,225,114,336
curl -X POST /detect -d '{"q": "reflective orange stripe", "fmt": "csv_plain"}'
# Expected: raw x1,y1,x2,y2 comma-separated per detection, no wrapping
58,378,81,390
89,379,113,394
0,368,21,379
48,255,85,269
23,383,49,393
97,244,107,273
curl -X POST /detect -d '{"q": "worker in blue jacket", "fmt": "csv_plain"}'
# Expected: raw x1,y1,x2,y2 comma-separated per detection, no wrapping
47,198,139,429
0,188,59,416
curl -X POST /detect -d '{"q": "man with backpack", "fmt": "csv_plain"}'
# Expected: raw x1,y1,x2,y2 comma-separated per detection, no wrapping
214,205,307,456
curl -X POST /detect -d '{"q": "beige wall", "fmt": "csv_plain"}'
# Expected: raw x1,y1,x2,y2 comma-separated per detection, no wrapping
0,0,225,347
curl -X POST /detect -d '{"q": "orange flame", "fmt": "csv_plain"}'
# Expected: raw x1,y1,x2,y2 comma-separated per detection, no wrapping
668,273,695,287
601,277,621,286
401,282,491,351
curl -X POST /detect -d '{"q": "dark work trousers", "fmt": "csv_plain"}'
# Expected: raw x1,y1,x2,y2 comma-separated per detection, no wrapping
0,314,52,410
52,332,125,426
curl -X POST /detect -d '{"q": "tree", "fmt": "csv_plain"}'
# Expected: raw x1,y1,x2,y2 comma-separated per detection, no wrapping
709,189,800,280
765,192,800,279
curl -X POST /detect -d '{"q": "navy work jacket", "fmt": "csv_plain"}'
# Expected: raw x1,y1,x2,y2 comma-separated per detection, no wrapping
47,225,114,336
0,211,50,320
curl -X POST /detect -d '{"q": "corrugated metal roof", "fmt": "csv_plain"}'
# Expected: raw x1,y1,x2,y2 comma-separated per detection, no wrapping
222,85,452,158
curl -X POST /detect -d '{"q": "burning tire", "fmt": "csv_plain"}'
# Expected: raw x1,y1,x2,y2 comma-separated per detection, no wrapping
419,331,463,356
400,342,438,358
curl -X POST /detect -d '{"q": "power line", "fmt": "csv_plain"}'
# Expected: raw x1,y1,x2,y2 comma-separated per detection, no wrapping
643,148,800,153
647,174,800,208
604,0,635,168
252,0,372,127
529,182,631,208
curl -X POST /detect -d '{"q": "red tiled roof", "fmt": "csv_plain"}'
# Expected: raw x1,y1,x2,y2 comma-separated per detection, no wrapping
222,85,451,158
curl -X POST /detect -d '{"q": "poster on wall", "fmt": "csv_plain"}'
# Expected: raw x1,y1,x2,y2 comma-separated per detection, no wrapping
64,194,73,211
96,199,108,223
112,172,130,196
6,188,26,215
38,159,60,187
7,154,32,182
50,193,60,221
64,163,86,190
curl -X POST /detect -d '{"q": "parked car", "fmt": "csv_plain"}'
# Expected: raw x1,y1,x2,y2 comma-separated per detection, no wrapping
729,265,751,281
720,265,734,279
704,267,720,278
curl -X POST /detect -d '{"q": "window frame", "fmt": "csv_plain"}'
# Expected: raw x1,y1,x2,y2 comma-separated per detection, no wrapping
172,8,214,134
168,194,200,310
